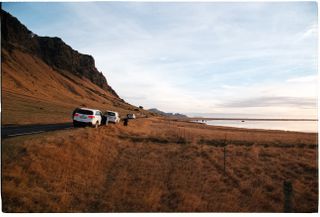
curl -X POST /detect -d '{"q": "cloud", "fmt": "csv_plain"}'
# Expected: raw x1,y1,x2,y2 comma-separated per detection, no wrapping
66,2,318,117
286,75,317,83
219,96,317,108
3,2,318,117
299,24,318,41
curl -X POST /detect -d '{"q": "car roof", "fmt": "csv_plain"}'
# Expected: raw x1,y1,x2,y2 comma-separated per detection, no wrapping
79,107,101,112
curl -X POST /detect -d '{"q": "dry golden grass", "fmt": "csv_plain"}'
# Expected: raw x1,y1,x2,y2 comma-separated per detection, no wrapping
1,49,148,125
2,117,318,212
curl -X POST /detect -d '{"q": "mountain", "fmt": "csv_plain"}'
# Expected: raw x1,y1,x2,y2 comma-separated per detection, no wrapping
1,10,149,125
1,9,117,97
148,108,188,119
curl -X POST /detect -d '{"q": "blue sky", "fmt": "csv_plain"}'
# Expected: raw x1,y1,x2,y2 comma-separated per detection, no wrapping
3,2,318,118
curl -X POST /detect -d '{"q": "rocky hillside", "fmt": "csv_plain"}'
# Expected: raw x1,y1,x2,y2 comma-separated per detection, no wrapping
1,9,151,125
1,9,118,97
148,108,188,119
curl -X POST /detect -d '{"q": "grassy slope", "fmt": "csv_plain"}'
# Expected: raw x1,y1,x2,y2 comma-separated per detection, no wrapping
2,49,148,125
2,118,318,212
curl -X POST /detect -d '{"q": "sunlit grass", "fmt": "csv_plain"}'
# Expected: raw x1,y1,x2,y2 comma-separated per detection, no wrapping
2,117,318,212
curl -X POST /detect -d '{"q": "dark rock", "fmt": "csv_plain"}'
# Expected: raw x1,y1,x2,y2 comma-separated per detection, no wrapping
148,108,188,118
1,9,118,97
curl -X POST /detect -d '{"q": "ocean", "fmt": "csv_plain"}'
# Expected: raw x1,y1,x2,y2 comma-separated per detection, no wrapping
202,120,318,133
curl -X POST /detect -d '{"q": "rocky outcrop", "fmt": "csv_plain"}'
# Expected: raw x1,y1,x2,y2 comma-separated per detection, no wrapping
148,108,188,118
1,9,118,97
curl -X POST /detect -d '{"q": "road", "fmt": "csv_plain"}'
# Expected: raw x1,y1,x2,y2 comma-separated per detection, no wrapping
3,117,316,139
1,123,73,138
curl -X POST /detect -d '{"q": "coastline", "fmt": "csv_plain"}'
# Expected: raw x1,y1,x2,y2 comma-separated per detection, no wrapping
188,119,318,134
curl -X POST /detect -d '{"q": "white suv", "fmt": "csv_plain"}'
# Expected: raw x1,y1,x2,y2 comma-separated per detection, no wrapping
73,108,102,128
105,111,120,123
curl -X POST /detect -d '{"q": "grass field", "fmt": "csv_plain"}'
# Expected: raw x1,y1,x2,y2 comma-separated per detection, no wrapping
2,117,318,212
1,49,149,125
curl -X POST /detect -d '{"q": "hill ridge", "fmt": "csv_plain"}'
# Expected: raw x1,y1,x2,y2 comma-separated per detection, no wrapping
1,9,152,125
1,9,118,97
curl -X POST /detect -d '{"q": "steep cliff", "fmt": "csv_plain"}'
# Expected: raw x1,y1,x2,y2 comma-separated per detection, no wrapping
1,9,147,125
1,9,118,97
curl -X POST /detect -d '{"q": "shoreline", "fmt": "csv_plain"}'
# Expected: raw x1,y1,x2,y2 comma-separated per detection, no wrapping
190,119,318,134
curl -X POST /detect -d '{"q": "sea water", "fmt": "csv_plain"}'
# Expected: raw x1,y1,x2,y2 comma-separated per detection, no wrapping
203,120,318,133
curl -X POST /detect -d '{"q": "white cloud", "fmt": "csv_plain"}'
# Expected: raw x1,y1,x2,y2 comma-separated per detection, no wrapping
4,2,317,117
300,24,318,40
286,75,318,83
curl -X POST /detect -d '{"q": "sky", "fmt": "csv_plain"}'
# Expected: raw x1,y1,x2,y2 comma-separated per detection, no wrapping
3,1,318,118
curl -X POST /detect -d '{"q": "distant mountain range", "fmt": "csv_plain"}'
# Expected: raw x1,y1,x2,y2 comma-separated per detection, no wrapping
148,108,188,118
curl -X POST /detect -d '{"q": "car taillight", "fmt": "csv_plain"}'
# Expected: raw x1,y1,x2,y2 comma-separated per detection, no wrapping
74,113,79,117
88,115,95,119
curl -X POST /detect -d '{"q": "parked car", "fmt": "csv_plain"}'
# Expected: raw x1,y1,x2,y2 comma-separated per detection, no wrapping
127,114,136,119
73,108,103,128
105,111,120,123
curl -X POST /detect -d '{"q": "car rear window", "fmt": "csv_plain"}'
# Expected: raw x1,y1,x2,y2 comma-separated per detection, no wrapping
77,109,93,115
107,112,115,116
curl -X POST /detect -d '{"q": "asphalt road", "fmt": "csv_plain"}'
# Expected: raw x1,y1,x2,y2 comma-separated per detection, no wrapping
1,123,73,138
